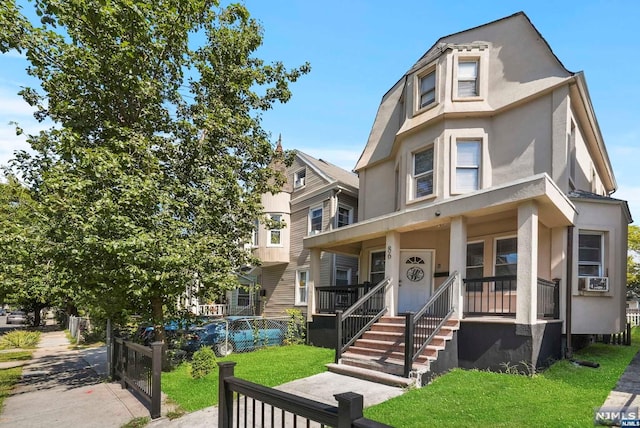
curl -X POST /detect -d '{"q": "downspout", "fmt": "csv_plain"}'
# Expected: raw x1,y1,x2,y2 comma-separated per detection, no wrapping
565,225,574,359
331,189,343,286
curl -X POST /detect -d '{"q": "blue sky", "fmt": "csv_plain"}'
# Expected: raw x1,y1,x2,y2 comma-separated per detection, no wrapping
1,1,638,221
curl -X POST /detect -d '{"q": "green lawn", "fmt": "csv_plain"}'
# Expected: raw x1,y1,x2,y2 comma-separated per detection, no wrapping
162,345,334,412
0,351,33,411
364,333,640,427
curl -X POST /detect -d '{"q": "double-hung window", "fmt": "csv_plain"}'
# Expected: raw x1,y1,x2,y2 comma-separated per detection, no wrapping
578,233,603,277
309,206,323,234
267,214,282,246
337,205,353,228
495,237,517,291
335,268,351,286
455,140,481,193
294,169,306,188
457,60,479,97
466,242,484,292
295,270,308,305
419,70,436,108
413,147,434,199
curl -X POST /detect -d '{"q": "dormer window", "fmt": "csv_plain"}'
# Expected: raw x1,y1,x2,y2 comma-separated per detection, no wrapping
457,60,478,97
419,70,436,109
294,169,306,188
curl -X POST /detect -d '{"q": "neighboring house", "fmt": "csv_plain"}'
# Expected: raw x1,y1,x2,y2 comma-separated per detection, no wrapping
303,12,632,384
246,140,360,318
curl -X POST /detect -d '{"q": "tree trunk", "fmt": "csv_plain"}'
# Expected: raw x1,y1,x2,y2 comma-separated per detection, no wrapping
151,296,165,343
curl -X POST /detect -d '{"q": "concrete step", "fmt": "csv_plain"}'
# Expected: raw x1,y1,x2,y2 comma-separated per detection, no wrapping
325,363,414,388
345,346,433,365
340,353,429,375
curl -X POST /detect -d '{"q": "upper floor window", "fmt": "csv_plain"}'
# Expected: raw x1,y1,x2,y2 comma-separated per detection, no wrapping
457,60,478,97
309,206,323,235
454,140,481,193
267,214,282,247
419,70,436,109
295,270,308,305
337,205,353,228
294,168,306,188
251,219,259,246
578,232,603,277
413,147,434,199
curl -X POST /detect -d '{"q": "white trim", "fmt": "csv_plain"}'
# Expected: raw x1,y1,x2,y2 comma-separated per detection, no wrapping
369,248,386,284
447,129,489,196
335,266,352,286
451,47,489,102
408,144,436,203
295,268,309,306
413,61,439,115
493,235,518,279
266,213,284,247
577,230,604,277
308,205,323,235
293,168,306,189
336,203,354,228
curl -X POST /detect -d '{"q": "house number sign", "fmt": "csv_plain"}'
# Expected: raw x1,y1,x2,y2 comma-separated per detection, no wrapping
406,266,425,282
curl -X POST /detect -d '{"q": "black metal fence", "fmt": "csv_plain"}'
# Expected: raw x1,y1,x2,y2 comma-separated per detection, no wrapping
316,283,373,314
463,275,517,316
218,362,392,428
404,272,456,377
537,278,560,319
112,338,162,418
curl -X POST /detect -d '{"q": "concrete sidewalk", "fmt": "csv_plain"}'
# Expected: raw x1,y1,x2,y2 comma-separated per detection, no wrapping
0,330,155,428
602,349,640,412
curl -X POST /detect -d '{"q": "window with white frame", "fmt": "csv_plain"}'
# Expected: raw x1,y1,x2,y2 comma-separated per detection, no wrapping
457,60,478,97
495,237,517,276
370,250,386,285
454,140,481,193
267,214,282,246
335,267,352,286
418,69,436,109
337,205,353,228
466,241,484,292
251,219,259,246
295,270,308,305
309,206,323,234
294,168,306,188
578,232,603,277
413,147,434,199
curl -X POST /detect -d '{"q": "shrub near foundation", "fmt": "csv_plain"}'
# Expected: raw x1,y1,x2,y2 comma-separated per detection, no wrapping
190,347,216,379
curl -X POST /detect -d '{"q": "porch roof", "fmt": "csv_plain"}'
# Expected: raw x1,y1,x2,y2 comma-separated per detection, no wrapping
304,173,576,255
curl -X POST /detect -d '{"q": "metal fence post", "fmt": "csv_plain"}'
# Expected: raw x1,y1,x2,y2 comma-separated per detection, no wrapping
120,341,127,389
150,341,163,419
404,312,415,378
335,310,343,363
218,362,236,428
553,279,561,319
335,392,363,428
106,319,112,379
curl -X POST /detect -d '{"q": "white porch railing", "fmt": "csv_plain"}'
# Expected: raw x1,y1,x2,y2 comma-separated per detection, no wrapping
197,304,226,317
627,309,640,327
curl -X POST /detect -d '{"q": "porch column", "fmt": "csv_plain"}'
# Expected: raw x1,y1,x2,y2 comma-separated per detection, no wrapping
308,248,321,322
385,231,401,316
516,201,539,325
449,216,467,318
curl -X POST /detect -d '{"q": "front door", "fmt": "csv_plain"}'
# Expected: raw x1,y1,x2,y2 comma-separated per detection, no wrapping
398,250,433,313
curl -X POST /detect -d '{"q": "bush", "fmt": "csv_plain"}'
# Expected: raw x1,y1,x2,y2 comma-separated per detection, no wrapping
190,347,216,379
0,330,41,349
284,309,306,345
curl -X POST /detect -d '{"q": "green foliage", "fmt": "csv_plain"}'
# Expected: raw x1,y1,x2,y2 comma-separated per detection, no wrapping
189,347,216,379
628,225,640,296
0,330,41,349
121,417,150,428
3,0,308,327
364,329,640,427
0,351,32,363
162,344,333,412
284,308,306,345
0,367,22,410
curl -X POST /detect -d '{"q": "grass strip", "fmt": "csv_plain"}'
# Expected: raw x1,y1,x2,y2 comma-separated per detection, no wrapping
162,344,333,412
0,351,33,412
364,331,640,427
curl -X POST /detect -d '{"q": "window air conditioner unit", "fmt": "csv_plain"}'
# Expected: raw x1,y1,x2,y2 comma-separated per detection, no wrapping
295,177,305,187
582,276,609,292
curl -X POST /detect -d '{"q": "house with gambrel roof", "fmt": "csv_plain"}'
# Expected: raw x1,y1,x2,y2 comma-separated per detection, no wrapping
303,12,632,385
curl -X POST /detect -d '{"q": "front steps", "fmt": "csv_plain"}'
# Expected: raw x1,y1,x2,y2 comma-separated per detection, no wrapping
327,316,459,387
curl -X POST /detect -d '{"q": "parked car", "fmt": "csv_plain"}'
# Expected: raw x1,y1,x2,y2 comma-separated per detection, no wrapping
182,317,285,356
0,308,6,316
6,311,27,325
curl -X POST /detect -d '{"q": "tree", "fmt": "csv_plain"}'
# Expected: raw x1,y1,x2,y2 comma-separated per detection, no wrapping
628,225,640,296
4,0,307,337
0,176,71,326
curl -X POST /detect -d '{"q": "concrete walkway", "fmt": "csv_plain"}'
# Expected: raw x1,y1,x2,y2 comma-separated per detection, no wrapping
602,349,640,412
0,330,155,428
